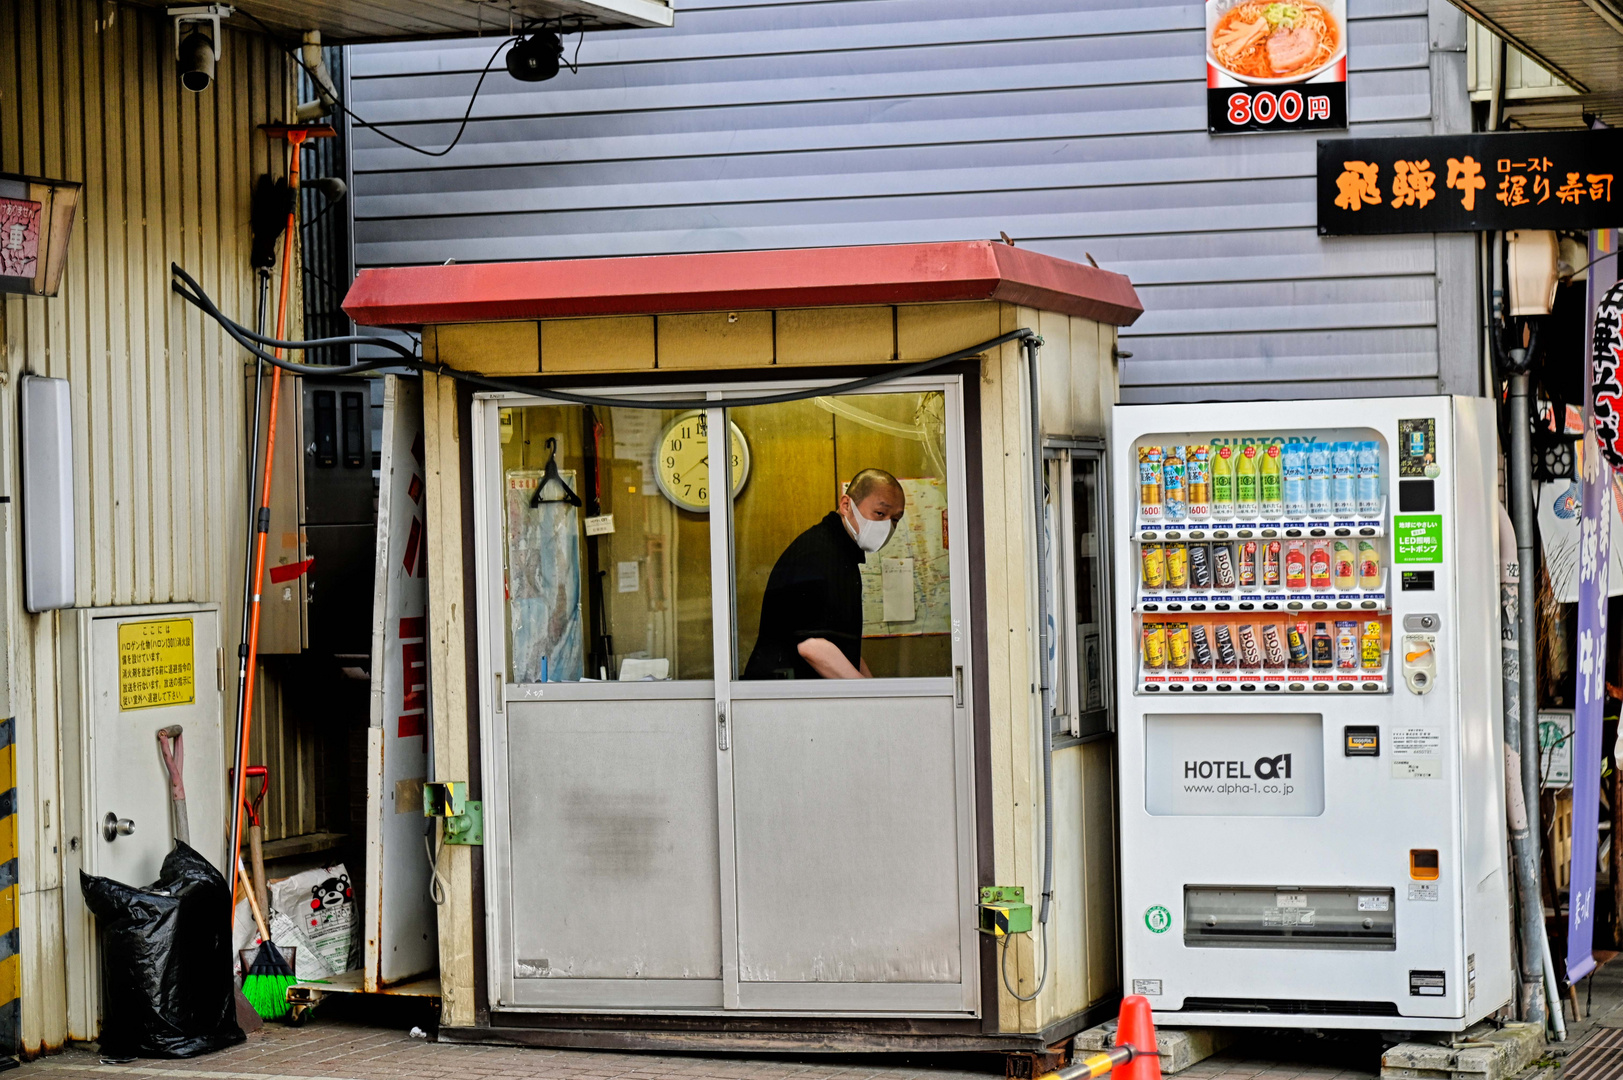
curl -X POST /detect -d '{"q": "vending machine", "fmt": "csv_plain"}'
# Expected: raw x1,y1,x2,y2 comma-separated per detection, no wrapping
1111,396,1512,1031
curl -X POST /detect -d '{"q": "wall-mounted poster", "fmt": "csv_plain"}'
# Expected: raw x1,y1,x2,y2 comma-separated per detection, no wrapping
1207,0,1348,135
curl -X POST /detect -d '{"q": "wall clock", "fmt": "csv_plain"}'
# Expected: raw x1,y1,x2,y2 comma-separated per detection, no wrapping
653,410,751,513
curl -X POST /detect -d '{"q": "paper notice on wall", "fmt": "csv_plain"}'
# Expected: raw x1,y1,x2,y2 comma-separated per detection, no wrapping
612,409,660,490
861,477,949,636
882,558,915,622
617,560,640,593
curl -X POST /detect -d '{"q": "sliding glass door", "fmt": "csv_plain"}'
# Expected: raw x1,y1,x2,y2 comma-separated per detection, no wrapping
474,378,976,1015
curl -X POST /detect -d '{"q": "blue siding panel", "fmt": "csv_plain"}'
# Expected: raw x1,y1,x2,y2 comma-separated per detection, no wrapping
348,0,1473,401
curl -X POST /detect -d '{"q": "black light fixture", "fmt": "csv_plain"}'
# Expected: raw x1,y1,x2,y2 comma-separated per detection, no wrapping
506,30,564,82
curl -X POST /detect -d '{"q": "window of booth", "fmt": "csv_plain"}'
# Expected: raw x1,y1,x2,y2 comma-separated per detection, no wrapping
1046,444,1112,739
497,403,714,683
731,390,954,681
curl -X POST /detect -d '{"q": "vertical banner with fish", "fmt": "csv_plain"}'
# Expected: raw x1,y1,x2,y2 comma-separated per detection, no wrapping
1569,228,1620,985
1207,0,1348,135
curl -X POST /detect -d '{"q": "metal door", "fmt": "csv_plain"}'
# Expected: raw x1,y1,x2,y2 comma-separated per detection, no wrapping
86,606,226,884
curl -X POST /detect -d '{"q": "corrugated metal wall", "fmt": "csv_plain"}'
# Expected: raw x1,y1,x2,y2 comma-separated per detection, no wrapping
345,0,1481,402
0,0,293,1051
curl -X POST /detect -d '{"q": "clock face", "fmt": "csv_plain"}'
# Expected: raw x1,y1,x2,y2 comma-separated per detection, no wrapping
654,411,751,513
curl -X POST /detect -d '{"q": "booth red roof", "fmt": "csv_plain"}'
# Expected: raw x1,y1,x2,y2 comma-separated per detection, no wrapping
342,241,1143,328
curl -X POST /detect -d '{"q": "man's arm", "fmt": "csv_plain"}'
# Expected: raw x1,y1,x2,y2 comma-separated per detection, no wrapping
797,637,865,678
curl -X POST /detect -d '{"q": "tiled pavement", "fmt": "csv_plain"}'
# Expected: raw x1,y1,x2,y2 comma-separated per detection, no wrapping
9,1019,1384,1080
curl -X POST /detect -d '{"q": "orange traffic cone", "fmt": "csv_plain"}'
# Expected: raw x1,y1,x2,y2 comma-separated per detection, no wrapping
1114,995,1161,1080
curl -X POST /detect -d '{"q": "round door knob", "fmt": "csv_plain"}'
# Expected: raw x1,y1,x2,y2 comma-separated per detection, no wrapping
102,812,135,841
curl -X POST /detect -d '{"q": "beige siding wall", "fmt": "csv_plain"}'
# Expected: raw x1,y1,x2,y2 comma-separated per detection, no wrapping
0,0,293,1052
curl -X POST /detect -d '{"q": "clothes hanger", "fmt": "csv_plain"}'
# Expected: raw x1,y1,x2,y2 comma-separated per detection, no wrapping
531,437,583,508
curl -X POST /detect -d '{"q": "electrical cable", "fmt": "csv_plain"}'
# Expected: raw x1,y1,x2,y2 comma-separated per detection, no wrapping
1566,248,1621,281
425,823,448,906
171,262,1037,410
237,6,515,159
999,923,1049,1003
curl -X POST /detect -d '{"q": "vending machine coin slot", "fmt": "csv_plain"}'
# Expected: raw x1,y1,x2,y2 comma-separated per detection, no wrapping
1402,634,1437,694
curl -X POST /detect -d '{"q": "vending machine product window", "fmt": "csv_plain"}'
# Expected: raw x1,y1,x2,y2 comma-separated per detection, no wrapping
1129,429,1391,697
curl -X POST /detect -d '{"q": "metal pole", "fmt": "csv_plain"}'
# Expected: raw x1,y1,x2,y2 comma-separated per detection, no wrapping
1500,502,1545,1025
1508,371,1554,1030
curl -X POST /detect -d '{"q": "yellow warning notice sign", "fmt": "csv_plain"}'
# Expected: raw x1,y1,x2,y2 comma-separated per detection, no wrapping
118,618,194,711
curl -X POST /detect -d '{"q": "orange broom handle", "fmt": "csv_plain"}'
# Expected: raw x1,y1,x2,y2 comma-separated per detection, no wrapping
232,130,307,916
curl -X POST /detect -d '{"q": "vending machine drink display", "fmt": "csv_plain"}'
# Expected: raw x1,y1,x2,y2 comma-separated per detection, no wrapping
1113,397,1511,1031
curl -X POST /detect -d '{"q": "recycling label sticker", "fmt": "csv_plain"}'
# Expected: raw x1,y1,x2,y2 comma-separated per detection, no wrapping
1145,905,1172,934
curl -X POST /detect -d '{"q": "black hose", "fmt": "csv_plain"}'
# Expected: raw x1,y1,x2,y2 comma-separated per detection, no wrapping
172,262,1036,410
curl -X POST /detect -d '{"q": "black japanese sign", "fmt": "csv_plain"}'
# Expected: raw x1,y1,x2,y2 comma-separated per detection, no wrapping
1207,0,1348,136
1317,131,1623,234
1594,281,1623,473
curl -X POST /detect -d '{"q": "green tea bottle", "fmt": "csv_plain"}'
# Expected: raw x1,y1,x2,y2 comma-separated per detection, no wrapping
1211,446,1235,518
1260,443,1283,517
1236,444,1260,517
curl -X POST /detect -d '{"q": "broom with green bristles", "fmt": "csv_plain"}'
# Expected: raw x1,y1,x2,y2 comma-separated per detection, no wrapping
236,859,295,1020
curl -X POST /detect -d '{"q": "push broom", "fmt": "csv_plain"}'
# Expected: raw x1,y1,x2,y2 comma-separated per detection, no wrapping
236,859,295,1020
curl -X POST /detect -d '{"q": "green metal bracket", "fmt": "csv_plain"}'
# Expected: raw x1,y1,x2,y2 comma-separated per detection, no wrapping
424,781,483,845
978,885,1033,937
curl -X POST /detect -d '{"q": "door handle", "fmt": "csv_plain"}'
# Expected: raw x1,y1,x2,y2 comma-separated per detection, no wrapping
717,703,729,751
102,812,135,842
494,672,504,714
954,666,965,708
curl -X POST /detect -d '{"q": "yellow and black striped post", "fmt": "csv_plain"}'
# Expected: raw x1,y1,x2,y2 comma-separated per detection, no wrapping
1035,1045,1138,1080
0,717,18,1054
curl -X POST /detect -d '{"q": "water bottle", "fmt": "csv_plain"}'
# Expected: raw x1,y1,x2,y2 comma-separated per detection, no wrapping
1307,441,1332,516
1332,441,1356,516
1356,440,1381,516
1162,445,1187,521
1281,441,1308,515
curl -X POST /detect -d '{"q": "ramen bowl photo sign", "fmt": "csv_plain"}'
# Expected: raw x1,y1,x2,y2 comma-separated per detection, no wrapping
1207,0,1347,134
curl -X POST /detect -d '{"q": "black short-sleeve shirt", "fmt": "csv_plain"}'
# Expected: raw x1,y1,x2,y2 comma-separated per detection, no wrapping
743,512,865,679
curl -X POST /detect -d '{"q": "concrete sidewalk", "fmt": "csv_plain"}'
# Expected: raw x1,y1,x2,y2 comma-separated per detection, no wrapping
8,1018,1382,1080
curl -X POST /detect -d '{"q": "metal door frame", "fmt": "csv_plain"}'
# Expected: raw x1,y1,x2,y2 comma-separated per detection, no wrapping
472,376,978,1017
60,601,223,1040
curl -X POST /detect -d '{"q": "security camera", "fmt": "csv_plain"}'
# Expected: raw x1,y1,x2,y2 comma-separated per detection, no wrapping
506,31,564,82
170,6,232,93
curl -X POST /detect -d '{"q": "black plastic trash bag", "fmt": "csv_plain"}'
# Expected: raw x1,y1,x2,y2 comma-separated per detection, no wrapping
79,843,245,1058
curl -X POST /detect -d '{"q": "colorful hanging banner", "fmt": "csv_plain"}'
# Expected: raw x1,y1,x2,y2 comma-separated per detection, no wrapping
1569,227,1619,985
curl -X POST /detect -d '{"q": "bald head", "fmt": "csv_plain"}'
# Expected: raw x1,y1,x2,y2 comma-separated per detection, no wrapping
846,468,903,507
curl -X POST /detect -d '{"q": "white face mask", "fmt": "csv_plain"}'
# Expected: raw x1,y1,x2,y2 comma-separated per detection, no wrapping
843,500,895,553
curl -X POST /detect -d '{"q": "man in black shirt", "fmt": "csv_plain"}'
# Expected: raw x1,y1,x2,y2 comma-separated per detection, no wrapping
743,469,906,679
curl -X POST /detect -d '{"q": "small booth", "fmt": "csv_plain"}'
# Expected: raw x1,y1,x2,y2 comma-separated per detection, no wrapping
342,241,1143,1053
